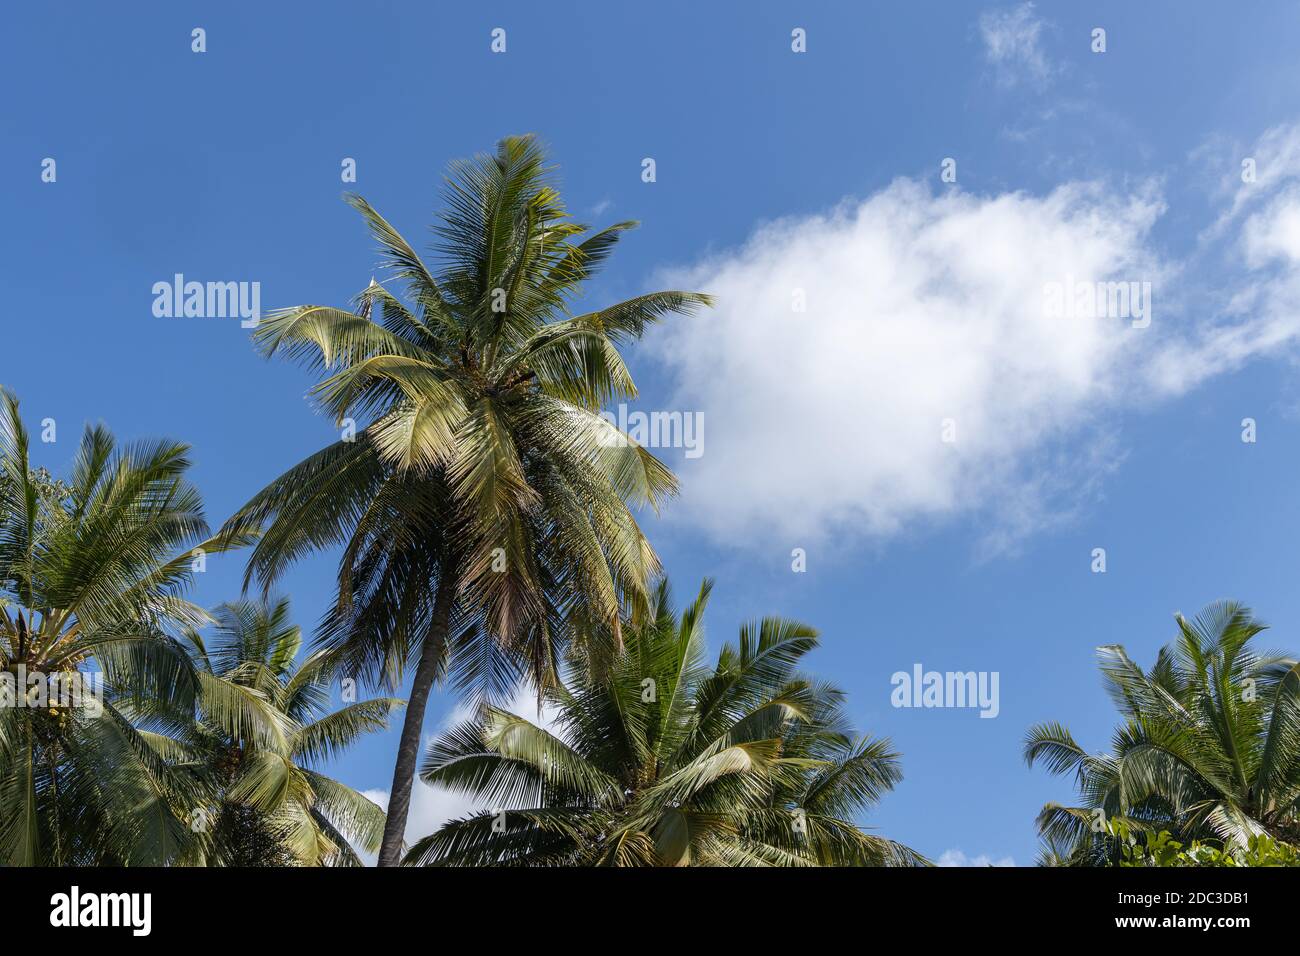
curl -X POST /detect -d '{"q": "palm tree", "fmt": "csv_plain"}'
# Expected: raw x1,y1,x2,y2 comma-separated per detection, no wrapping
1025,601,1300,865
405,579,925,866
177,597,399,866
222,135,711,864
0,389,256,864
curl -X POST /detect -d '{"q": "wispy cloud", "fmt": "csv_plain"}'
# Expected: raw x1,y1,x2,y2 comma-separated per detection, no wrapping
938,848,1016,867
979,3,1052,87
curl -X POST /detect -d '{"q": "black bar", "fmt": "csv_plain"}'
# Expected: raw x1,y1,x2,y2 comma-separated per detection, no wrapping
2,866,1278,941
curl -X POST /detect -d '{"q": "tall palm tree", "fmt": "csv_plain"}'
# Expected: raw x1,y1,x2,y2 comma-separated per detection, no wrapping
222,135,711,864
177,597,399,865
1025,601,1300,865
0,389,256,864
406,579,925,866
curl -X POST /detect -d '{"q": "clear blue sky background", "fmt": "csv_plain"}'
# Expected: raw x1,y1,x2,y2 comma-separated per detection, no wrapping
5,1,1300,865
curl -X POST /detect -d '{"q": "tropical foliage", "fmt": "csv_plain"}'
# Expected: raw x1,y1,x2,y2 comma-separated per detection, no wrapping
406,578,925,866
1107,821,1300,867
1025,601,1300,866
0,139,951,869
221,134,712,863
0,390,252,864
175,597,399,866
0,391,393,865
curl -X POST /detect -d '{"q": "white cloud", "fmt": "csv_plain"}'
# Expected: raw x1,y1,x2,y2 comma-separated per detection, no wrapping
653,178,1167,553
938,848,1016,867
649,125,1300,555
979,3,1052,87
1205,123,1300,235
1151,126,1300,396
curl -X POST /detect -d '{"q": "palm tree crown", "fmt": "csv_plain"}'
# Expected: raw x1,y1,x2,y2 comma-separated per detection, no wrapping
178,597,400,866
407,579,925,866
222,135,711,864
0,390,254,864
1025,601,1300,864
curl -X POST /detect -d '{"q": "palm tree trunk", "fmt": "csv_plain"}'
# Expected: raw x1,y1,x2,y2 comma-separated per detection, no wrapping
376,573,456,867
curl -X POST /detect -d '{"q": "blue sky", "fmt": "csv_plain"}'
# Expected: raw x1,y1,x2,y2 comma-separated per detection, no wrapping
6,1,1300,866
